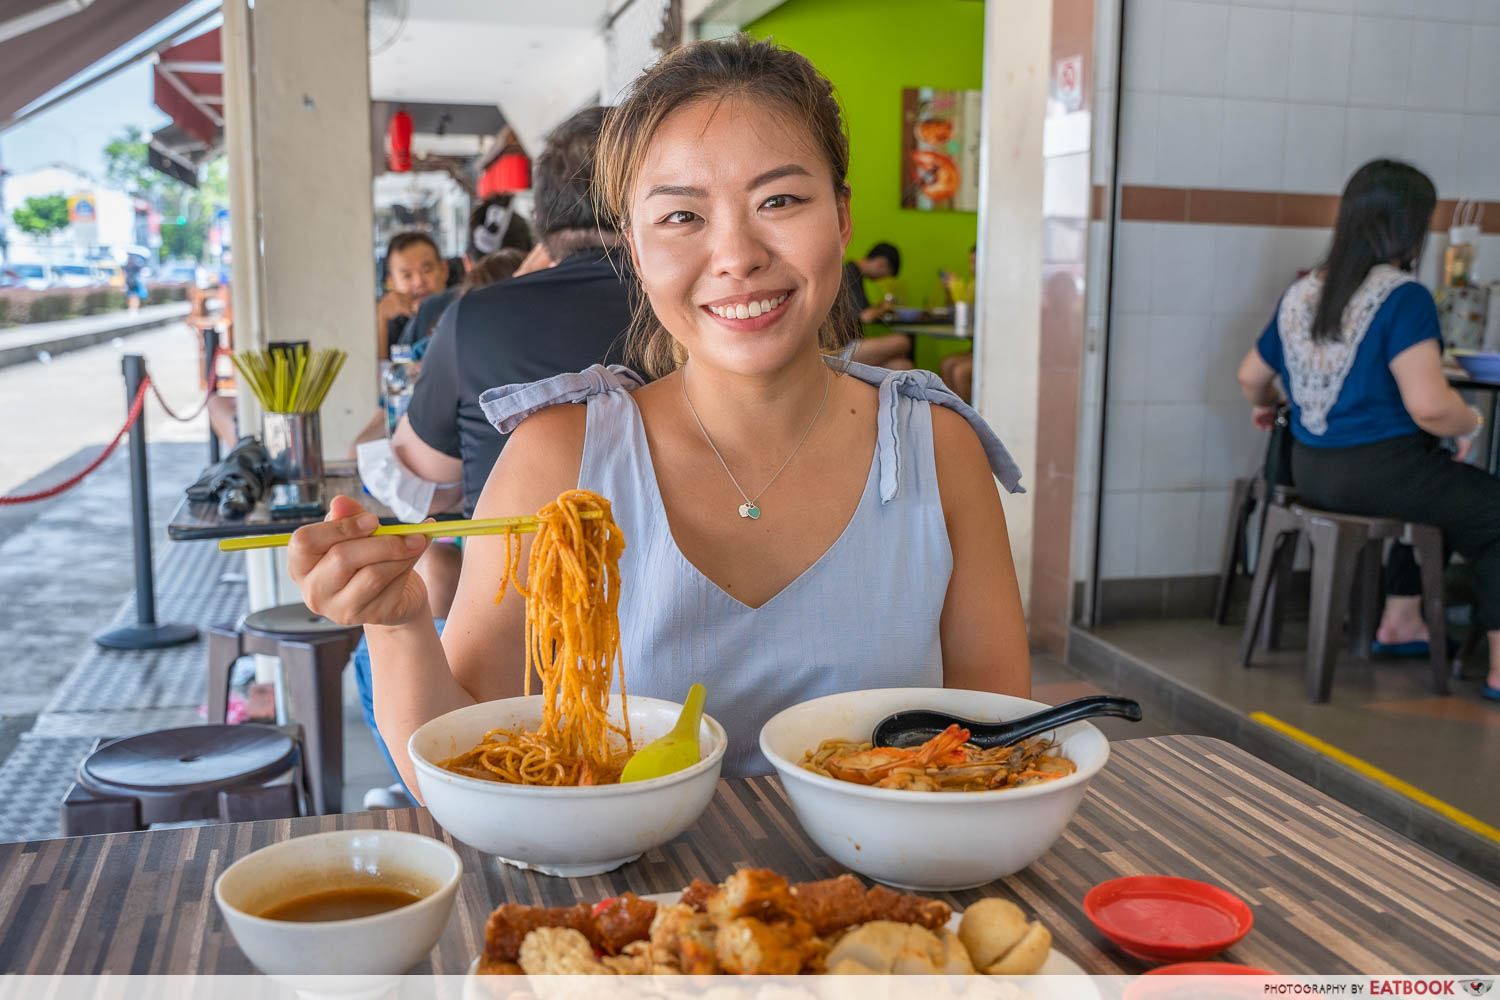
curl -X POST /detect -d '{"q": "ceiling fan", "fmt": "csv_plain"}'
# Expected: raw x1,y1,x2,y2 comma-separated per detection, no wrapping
368,0,408,55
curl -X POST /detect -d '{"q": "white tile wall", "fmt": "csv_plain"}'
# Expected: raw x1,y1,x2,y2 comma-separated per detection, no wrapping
1159,1,1229,95
1136,491,1203,576
1407,21,1471,114
1100,490,1140,577
1343,107,1407,177
1146,313,1218,403
1220,99,1286,190
1106,313,1151,403
1465,26,1500,114
1103,403,1146,491
1287,11,1352,105
1225,6,1292,100
1457,115,1500,199
1293,0,1354,11
1406,113,1462,195
1155,95,1223,187
1348,17,1411,109
1357,0,1413,16
1122,0,1164,91
1112,222,1154,312
1197,488,1236,575
1142,402,1208,490
1117,91,1159,184
1151,223,1217,313
1212,227,1282,318
1283,103,1346,192
1425,0,1475,20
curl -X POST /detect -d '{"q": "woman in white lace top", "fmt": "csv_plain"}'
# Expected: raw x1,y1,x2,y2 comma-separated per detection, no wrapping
1237,159,1500,702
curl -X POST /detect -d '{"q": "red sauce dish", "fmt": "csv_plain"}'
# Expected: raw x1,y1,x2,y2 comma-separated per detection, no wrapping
1084,875,1253,962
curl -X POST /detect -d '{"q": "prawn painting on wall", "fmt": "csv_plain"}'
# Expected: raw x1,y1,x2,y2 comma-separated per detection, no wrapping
900,87,981,212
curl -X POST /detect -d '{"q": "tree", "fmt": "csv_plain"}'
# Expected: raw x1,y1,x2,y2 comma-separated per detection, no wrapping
103,126,161,200
12,194,69,239
101,127,227,262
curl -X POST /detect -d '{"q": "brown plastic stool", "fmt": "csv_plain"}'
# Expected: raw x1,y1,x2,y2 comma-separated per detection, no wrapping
1240,504,1449,702
59,724,303,836
206,603,362,814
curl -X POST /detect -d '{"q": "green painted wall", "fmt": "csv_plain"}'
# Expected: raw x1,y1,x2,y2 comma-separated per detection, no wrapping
744,0,983,312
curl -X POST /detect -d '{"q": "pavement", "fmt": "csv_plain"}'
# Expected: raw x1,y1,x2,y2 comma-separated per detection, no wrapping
0,303,193,369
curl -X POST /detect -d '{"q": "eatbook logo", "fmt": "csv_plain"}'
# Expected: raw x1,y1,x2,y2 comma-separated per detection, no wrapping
1462,980,1493,997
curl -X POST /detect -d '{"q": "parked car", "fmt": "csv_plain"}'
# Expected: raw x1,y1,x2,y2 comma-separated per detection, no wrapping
7,264,50,291
160,261,201,285
50,264,100,289
94,263,125,289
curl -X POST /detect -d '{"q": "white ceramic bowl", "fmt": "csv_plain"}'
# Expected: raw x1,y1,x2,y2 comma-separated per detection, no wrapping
214,829,462,976
759,687,1110,891
409,695,727,877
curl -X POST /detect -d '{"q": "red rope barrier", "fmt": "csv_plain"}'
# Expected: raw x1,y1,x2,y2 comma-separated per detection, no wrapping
0,377,152,506
150,347,228,422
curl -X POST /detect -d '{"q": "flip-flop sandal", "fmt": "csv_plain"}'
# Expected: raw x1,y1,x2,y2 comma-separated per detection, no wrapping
1370,637,1461,659
1482,684,1500,703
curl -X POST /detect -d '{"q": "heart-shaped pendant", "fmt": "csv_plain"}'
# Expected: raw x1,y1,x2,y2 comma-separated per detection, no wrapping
738,503,761,519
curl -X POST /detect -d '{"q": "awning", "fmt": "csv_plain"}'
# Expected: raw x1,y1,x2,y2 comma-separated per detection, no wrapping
0,0,195,122
152,26,221,147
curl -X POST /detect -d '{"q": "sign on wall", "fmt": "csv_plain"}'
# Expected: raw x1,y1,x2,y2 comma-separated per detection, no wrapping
900,87,981,212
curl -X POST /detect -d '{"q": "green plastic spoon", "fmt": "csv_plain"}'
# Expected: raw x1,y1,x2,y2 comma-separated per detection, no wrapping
619,683,706,783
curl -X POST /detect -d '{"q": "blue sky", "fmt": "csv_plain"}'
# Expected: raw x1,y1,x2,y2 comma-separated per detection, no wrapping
1,1,220,181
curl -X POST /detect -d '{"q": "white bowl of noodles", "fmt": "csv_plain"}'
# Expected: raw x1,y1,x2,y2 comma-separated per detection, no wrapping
759,688,1110,892
409,695,727,877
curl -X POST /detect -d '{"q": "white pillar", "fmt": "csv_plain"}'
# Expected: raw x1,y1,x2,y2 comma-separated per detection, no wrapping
249,0,376,456
972,0,1049,612
220,0,377,706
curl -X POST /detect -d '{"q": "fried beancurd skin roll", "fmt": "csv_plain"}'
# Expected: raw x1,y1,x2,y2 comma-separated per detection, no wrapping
865,884,952,929
593,893,657,955
483,902,595,963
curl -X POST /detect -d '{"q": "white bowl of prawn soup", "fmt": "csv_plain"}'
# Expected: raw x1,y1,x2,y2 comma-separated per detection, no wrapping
409,694,726,878
759,687,1109,891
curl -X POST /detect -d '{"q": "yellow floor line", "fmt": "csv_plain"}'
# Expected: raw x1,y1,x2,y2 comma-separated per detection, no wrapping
1249,712,1500,845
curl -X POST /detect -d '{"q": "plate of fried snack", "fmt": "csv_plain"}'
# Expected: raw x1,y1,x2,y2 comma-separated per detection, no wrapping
468,868,1083,978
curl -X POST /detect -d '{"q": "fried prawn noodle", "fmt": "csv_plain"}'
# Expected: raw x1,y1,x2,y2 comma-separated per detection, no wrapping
437,490,630,786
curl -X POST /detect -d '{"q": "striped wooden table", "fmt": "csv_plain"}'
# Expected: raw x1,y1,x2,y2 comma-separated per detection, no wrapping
1,735,1495,974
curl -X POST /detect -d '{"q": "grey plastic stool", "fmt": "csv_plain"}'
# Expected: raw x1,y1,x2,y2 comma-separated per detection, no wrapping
1240,504,1449,702
205,603,362,814
60,724,303,836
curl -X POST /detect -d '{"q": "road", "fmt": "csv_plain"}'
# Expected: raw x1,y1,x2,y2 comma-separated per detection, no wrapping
0,320,211,497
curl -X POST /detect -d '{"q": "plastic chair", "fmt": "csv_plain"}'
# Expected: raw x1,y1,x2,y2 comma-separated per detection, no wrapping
1239,504,1449,702
205,603,362,814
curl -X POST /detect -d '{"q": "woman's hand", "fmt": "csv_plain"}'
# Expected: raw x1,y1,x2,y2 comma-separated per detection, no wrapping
287,494,431,627
1455,435,1477,463
1251,404,1278,430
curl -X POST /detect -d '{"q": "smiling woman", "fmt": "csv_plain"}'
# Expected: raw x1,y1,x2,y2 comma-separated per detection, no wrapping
290,35,1032,787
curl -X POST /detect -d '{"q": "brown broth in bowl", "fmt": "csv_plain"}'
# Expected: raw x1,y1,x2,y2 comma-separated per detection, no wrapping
259,885,423,922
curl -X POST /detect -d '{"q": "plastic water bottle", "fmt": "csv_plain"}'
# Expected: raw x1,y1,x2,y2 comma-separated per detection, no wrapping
382,345,416,435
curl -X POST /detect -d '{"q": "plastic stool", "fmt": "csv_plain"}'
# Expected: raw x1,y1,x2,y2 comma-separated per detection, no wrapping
1240,504,1449,702
206,603,362,814
59,724,302,836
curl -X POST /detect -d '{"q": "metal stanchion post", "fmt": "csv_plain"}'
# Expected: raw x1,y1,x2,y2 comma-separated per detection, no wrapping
202,326,220,464
95,354,199,650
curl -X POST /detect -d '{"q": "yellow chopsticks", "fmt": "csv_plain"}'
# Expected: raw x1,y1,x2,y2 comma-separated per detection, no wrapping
217,511,602,551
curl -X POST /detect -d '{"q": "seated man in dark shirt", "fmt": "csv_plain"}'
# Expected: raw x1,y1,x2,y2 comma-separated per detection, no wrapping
391,105,632,520
844,242,913,369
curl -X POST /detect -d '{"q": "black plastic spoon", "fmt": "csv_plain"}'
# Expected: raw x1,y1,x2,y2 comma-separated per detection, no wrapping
871,695,1143,750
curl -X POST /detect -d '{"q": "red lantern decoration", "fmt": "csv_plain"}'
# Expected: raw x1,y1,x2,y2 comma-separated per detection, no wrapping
478,153,530,196
387,110,413,173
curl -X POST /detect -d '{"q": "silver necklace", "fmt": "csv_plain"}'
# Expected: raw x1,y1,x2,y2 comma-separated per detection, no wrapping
681,367,830,520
